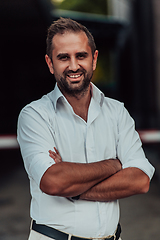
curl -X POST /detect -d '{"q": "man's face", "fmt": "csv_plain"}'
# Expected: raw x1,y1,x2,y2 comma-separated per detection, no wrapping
45,31,98,97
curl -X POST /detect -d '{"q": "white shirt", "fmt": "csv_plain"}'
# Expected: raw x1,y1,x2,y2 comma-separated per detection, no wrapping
17,83,154,238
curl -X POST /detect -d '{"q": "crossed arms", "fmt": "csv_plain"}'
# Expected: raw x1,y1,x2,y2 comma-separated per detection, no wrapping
40,148,150,202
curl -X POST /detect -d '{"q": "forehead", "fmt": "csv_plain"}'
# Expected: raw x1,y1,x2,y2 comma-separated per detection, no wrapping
52,31,91,54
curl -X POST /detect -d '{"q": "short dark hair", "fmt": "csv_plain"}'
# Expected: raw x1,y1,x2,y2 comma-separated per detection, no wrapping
46,17,96,59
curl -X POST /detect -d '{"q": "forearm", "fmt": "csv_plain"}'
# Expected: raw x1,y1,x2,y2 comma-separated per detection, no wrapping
79,167,150,202
40,159,121,197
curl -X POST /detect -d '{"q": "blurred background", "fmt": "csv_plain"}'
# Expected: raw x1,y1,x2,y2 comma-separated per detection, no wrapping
0,0,160,239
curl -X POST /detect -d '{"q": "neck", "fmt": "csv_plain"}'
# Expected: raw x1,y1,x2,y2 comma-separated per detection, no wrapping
63,85,92,122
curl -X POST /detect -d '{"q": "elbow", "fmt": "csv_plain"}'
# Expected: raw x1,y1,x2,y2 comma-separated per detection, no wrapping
138,175,150,194
40,173,65,196
131,169,150,195
142,180,150,194
40,165,66,196
40,181,63,196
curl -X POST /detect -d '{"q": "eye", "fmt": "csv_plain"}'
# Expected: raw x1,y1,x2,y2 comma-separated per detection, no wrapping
59,56,69,61
77,54,84,59
77,52,88,60
57,53,70,61
78,54,84,59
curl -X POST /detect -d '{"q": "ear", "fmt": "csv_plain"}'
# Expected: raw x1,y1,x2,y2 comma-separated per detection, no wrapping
92,50,98,71
45,54,54,74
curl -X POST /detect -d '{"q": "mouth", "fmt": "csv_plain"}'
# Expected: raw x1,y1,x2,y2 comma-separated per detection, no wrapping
66,73,83,82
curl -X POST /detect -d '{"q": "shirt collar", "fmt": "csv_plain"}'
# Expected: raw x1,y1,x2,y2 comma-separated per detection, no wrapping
49,82,104,111
90,82,104,107
49,83,64,111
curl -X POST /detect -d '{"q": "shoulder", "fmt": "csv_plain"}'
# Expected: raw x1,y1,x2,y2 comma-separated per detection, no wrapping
92,83,124,111
103,96,124,113
102,96,134,125
18,91,55,123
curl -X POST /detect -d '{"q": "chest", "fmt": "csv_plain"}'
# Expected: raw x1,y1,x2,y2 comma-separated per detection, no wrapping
53,110,118,163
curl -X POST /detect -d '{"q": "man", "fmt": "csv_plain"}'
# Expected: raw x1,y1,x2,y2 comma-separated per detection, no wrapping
17,18,155,240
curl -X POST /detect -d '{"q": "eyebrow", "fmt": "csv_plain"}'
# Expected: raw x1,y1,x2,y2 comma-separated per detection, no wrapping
57,53,69,59
56,51,89,59
76,51,88,57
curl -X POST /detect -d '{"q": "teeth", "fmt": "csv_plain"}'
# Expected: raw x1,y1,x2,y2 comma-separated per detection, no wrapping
68,74,81,78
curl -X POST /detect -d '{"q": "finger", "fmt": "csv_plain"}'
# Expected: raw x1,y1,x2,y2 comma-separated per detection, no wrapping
54,158,60,164
49,151,57,159
49,150,62,164
49,152,56,160
49,150,56,154
53,148,62,162
54,147,60,155
49,150,59,157
49,153,60,164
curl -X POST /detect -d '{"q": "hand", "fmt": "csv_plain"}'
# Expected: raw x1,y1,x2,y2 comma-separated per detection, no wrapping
49,147,62,163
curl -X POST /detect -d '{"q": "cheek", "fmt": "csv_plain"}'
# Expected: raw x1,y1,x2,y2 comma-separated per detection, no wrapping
53,64,66,75
58,63,68,74
81,60,93,71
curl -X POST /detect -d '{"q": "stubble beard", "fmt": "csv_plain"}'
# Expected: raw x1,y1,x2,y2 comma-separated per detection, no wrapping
55,68,93,98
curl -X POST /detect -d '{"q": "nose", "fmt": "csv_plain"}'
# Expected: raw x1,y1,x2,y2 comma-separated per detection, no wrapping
69,57,79,71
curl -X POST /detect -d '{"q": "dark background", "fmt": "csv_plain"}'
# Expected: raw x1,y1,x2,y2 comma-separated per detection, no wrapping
0,1,159,239
0,0,159,170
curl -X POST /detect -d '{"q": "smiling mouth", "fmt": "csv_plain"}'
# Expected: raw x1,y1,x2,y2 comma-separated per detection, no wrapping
67,73,83,81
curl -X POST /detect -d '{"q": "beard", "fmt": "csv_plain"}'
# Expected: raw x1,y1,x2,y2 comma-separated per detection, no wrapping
54,67,93,97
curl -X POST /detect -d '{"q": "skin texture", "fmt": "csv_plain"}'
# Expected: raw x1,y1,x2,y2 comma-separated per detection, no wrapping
48,149,150,201
41,30,150,201
40,156,122,198
45,32,98,98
